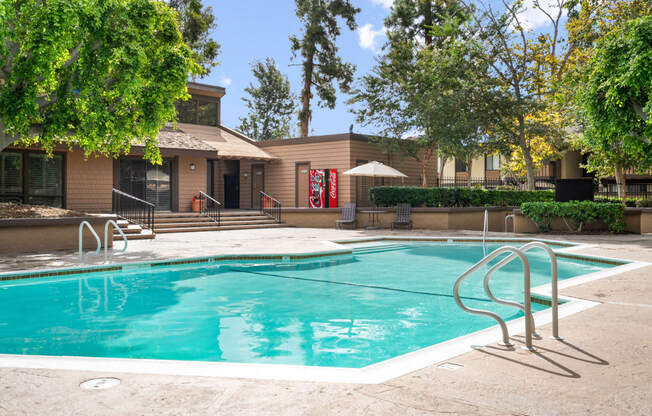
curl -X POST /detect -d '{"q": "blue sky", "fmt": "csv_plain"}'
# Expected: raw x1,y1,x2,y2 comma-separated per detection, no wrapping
199,0,564,137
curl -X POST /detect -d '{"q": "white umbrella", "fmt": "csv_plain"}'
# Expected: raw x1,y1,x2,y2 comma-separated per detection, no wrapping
342,161,407,178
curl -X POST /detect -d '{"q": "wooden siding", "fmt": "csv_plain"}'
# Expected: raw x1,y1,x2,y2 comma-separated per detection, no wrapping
260,140,352,207
177,155,207,212
66,152,113,212
239,159,255,208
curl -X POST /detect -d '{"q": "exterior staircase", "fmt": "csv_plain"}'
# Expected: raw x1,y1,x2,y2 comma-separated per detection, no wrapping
113,219,155,240
153,210,284,234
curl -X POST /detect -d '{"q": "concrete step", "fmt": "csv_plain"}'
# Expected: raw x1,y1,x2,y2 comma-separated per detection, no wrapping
155,215,270,224
154,219,278,229
155,223,287,233
155,211,264,219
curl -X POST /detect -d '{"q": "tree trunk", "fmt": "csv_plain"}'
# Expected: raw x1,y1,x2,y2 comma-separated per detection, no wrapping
466,157,473,187
438,157,446,186
299,59,314,138
424,2,433,47
518,116,536,191
614,164,627,201
420,160,427,187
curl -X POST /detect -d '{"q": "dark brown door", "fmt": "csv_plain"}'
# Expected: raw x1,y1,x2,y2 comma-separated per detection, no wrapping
296,163,310,207
224,175,239,208
251,164,265,209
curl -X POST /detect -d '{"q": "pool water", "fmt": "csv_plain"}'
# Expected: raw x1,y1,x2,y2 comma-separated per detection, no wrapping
0,242,611,368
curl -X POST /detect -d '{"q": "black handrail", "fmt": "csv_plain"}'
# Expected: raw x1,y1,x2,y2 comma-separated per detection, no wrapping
199,191,221,226
259,191,281,223
112,188,155,231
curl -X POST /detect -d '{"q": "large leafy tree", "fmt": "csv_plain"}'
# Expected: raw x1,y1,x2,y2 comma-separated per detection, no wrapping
0,0,199,162
168,0,220,77
290,0,359,137
575,16,652,198
350,0,485,187
237,58,296,141
458,0,573,190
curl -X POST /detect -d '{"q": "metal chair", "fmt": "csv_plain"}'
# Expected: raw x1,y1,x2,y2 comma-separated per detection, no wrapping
336,203,357,229
391,203,413,230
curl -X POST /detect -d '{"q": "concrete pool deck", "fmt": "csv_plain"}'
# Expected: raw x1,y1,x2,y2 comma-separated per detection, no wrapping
0,228,651,415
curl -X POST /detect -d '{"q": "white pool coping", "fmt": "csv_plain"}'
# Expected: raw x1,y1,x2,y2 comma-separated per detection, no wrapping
0,237,648,384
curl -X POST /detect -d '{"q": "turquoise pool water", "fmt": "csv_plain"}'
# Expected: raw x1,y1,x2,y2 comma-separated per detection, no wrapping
0,242,612,368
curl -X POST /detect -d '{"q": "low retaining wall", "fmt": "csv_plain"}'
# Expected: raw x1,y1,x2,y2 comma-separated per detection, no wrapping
282,207,515,232
512,208,652,234
0,216,116,253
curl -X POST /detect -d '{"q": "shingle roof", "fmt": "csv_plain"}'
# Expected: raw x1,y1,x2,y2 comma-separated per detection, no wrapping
156,125,217,152
175,123,276,160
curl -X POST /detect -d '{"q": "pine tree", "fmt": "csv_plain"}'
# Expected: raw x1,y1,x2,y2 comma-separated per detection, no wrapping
238,59,296,141
169,0,220,77
290,0,359,137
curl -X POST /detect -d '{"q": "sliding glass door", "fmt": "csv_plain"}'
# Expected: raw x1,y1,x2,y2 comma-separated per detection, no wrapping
119,158,171,211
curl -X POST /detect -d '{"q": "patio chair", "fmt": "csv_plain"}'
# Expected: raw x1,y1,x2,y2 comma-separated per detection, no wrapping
336,203,357,229
392,203,413,230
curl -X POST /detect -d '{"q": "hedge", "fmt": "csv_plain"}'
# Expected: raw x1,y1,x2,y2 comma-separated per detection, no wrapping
520,201,626,233
369,187,555,207
594,197,652,208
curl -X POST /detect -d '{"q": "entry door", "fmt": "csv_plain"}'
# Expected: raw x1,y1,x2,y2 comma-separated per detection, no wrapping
296,163,310,207
251,164,265,209
224,175,239,209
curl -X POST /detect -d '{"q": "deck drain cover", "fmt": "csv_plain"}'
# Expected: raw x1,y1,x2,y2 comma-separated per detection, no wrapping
80,377,121,390
438,362,463,371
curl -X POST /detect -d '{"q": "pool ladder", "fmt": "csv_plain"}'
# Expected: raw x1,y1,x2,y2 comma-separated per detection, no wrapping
453,242,561,351
78,220,128,264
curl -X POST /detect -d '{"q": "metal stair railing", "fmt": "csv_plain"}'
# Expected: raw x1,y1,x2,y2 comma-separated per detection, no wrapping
259,191,281,223
104,220,128,263
199,191,221,226
482,241,561,340
112,188,155,231
79,221,102,264
453,246,535,350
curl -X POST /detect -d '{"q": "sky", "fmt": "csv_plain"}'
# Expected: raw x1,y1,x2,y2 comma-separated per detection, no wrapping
199,0,565,137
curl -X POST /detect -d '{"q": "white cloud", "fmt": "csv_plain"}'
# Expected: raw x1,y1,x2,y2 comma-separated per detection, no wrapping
515,0,567,31
220,77,232,87
371,0,393,8
357,24,386,52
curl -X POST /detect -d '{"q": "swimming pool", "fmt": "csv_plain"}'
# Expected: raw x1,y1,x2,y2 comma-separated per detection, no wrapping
0,240,615,369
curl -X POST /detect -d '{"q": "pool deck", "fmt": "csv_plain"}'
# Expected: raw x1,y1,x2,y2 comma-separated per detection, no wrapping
1,228,651,415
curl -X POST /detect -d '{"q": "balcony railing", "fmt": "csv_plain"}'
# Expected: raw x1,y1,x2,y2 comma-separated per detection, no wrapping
198,191,221,225
259,191,281,223
112,188,155,231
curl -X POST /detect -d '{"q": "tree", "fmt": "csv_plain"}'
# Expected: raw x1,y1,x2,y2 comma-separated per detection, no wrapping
237,58,296,141
168,0,220,77
290,0,359,137
458,0,573,190
350,0,485,187
0,0,200,163
574,16,652,199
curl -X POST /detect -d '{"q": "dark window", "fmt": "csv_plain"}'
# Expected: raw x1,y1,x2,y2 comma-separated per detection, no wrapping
455,159,468,173
485,154,500,171
197,101,218,126
0,151,64,207
176,99,197,124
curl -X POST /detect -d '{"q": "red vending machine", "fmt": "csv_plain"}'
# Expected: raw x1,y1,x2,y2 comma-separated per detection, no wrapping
309,169,338,208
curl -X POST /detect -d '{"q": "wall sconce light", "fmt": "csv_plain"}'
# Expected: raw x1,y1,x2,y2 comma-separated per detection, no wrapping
243,172,249,178
189,163,196,171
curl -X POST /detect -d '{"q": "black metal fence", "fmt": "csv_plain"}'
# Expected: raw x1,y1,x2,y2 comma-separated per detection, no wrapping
437,176,556,190
112,188,155,230
594,180,652,199
199,191,221,225
260,191,281,222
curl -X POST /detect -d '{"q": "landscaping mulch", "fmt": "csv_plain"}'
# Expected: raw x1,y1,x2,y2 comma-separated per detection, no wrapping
0,202,85,219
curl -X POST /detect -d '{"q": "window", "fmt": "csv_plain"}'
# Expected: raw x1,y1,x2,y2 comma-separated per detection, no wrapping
175,96,220,126
485,154,500,171
0,151,64,207
455,159,468,173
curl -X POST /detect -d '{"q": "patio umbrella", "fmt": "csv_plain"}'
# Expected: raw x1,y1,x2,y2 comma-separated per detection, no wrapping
342,161,408,179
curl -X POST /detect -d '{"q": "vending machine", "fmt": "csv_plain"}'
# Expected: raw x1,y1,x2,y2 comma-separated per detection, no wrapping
309,169,338,208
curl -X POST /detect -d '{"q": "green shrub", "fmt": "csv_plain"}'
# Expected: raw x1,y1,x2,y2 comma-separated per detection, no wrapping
594,197,652,207
369,187,554,207
520,201,626,233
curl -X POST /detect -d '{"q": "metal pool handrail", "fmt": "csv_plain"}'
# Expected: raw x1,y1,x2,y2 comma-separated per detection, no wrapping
482,209,488,257
79,221,101,264
453,246,534,350
104,220,128,263
482,241,560,340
